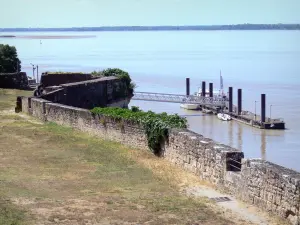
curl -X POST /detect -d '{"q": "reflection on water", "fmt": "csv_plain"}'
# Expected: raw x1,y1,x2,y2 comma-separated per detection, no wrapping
261,131,267,160
237,124,243,152
228,121,234,147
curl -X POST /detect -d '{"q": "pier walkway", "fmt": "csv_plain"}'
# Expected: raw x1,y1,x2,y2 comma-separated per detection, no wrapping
132,92,227,107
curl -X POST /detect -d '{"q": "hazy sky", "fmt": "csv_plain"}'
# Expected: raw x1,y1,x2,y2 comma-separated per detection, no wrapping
1,0,299,28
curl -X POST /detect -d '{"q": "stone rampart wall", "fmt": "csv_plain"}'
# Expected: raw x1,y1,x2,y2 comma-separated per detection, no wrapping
224,159,300,225
40,76,131,109
164,129,244,185
0,72,29,89
18,97,300,225
40,72,93,87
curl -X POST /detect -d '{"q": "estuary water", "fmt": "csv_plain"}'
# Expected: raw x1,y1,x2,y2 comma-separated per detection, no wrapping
1,30,300,171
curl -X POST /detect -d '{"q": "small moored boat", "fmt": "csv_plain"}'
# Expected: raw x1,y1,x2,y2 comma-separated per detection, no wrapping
180,104,199,110
202,108,213,114
217,113,232,121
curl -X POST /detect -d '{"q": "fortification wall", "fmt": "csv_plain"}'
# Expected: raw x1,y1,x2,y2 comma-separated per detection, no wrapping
224,160,300,225
164,129,244,185
44,100,148,151
40,77,131,109
18,97,300,225
31,98,49,121
40,72,93,87
0,72,29,89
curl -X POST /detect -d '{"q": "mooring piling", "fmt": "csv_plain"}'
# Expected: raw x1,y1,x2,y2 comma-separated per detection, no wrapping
229,87,233,113
209,83,213,97
186,78,190,96
261,94,266,123
238,89,242,115
202,81,206,97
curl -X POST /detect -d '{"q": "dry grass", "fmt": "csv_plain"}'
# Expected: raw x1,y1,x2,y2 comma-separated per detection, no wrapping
0,89,31,111
0,89,236,225
2,89,286,225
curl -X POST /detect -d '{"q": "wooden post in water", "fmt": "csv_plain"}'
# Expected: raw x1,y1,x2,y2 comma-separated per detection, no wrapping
238,89,242,115
209,83,213,97
261,94,266,123
186,78,190,96
229,87,233,113
202,81,206,97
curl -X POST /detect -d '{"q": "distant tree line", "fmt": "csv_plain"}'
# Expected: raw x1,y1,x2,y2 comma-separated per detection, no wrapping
1,24,300,32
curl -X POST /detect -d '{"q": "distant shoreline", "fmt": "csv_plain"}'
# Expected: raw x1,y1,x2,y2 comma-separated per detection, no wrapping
0,24,300,32
0,35,96,39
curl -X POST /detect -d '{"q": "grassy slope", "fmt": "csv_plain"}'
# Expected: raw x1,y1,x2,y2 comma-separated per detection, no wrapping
0,89,235,225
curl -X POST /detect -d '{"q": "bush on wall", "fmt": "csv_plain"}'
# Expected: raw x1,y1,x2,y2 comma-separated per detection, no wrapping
91,68,136,95
91,106,187,155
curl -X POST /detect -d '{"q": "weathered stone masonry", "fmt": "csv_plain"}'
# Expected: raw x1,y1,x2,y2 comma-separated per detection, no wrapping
40,72,93,87
164,129,244,185
40,76,131,109
18,96,300,225
0,72,30,89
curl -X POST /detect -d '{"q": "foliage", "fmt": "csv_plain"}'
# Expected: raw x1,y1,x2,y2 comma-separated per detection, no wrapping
91,68,136,94
91,70,104,77
0,44,21,73
91,106,187,155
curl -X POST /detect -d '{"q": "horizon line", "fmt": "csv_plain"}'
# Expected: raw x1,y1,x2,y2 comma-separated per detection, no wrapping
1,23,300,29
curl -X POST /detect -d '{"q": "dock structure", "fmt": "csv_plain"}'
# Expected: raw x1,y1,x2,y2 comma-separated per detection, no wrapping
132,78,285,130
132,92,227,107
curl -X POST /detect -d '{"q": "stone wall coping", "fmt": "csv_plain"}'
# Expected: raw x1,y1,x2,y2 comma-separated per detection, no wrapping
60,76,118,87
46,85,62,89
0,72,26,76
170,128,241,153
41,88,64,96
42,72,90,75
46,102,91,113
31,97,51,103
245,159,300,182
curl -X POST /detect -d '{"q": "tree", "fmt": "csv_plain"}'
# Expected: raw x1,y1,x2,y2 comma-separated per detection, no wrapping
0,44,21,73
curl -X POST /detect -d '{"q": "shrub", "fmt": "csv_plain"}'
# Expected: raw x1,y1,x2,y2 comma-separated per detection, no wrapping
91,68,136,94
91,106,187,155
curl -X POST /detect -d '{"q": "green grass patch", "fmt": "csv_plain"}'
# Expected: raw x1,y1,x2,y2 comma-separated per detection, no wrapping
0,89,31,111
0,199,27,225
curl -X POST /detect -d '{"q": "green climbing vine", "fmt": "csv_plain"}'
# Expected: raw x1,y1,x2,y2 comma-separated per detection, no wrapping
91,106,187,155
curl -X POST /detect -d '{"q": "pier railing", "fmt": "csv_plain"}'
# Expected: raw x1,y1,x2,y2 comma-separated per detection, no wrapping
132,92,227,107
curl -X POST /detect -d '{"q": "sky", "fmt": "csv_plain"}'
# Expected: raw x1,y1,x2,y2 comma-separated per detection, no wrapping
0,0,300,28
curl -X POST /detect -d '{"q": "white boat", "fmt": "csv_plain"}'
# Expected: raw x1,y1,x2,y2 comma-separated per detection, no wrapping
194,71,227,99
180,71,227,111
217,113,232,121
180,104,199,110
202,108,213,114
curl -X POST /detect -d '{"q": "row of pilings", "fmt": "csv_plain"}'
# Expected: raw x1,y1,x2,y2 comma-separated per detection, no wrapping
185,78,267,123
